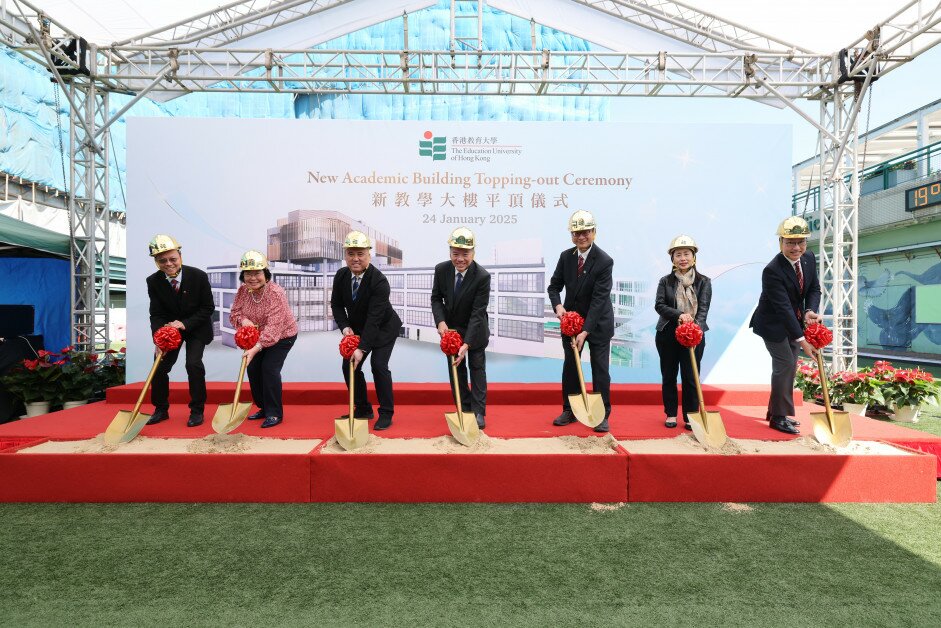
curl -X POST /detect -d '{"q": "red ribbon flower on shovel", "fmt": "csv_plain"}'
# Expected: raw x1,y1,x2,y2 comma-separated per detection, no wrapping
675,321,704,348
804,322,833,349
560,311,584,337
235,326,260,350
339,335,361,359
153,326,182,353
440,330,463,356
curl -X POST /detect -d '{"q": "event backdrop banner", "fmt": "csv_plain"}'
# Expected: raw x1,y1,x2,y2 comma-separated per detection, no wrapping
127,119,790,384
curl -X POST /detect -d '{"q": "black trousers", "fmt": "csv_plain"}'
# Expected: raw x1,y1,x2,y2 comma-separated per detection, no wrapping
655,325,705,418
342,339,396,419
763,337,800,417
445,347,487,416
151,338,207,412
561,335,611,413
246,335,296,418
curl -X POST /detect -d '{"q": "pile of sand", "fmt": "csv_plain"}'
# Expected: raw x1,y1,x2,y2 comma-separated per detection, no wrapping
623,435,913,456
721,502,754,514
590,502,626,512
19,434,320,455
321,434,620,455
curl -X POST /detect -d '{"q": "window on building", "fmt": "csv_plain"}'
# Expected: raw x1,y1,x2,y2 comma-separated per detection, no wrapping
497,272,544,293
498,296,543,317
498,318,543,342
406,292,430,308
406,310,434,326
407,273,433,289
389,291,404,306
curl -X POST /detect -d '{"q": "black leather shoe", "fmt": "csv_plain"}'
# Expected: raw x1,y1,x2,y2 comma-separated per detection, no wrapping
354,407,374,419
767,414,800,427
146,408,169,425
187,413,204,428
248,410,265,420
665,418,677,428
684,422,692,431
553,410,577,426
476,413,486,429
770,417,799,435
375,415,392,430
260,416,282,428
593,418,609,433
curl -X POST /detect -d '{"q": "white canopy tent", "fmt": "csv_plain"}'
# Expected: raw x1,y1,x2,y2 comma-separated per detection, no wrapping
1,0,940,372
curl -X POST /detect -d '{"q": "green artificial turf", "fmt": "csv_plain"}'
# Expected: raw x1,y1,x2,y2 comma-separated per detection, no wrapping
2,490,940,626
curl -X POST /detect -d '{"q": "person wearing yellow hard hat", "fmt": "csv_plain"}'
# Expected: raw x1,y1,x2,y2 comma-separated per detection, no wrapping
654,235,713,430
749,216,822,435
229,250,298,428
330,231,402,431
144,234,215,428
548,210,615,433
431,227,491,429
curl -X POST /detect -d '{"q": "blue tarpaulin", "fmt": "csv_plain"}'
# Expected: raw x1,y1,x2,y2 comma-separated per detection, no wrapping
0,257,70,352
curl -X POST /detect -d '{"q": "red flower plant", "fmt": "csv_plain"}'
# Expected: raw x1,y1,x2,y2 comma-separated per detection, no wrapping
339,334,361,359
440,330,464,356
235,325,261,350
153,326,182,353
675,321,704,348
804,322,833,349
560,312,584,337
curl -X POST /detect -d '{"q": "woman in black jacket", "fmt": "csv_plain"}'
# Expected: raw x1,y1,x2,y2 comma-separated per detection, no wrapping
654,235,712,429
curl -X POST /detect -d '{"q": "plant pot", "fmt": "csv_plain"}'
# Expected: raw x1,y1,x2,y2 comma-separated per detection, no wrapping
893,404,920,423
24,401,51,417
843,402,868,416
62,400,88,410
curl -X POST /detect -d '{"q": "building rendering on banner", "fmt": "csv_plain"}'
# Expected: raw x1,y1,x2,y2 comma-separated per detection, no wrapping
208,210,651,361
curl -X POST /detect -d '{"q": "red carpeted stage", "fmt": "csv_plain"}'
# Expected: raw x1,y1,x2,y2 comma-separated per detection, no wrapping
0,383,937,503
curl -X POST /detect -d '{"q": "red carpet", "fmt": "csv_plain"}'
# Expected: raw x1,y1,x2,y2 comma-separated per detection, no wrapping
0,383,938,503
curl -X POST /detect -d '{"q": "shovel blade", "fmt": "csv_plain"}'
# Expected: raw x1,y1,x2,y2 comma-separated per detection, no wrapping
689,411,728,449
811,410,853,448
445,411,480,447
212,402,253,434
104,409,150,445
567,393,606,428
334,417,371,451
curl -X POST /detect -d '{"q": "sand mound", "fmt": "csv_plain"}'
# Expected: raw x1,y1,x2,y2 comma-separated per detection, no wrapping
321,435,620,455
19,434,319,454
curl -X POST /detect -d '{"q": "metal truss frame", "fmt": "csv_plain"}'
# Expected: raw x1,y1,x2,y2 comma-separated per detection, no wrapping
2,0,941,365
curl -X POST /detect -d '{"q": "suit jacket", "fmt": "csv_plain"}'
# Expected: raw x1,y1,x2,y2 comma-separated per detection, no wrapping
750,252,822,342
430,260,491,349
331,265,402,353
655,271,712,332
547,245,615,340
146,265,215,344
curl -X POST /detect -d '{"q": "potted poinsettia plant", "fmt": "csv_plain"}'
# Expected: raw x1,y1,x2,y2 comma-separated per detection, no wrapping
795,358,821,402
827,368,885,416
883,366,940,422
0,350,63,416
56,346,99,408
94,348,126,400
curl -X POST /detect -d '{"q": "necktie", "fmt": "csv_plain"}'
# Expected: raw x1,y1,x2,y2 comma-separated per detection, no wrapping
352,276,360,301
577,255,585,277
795,261,804,292
170,278,179,293
454,273,463,296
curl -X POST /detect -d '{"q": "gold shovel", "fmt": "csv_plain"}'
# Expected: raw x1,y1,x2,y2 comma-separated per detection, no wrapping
811,350,853,448
444,354,481,446
334,359,370,451
104,350,165,445
687,346,728,449
212,355,253,434
568,339,605,428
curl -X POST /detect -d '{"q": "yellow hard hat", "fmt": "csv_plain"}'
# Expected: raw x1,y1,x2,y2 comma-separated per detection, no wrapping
148,234,181,257
668,235,698,255
568,210,596,232
239,250,268,271
777,216,810,239
448,227,475,249
343,230,372,249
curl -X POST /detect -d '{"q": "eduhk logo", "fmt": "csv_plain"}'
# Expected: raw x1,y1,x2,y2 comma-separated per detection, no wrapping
419,131,447,160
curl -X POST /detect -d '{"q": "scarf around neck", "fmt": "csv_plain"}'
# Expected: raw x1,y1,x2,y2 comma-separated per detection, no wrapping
674,269,698,320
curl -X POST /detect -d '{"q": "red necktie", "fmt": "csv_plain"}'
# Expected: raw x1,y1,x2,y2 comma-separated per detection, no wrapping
795,261,804,292
577,255,584,277
170,278,179,293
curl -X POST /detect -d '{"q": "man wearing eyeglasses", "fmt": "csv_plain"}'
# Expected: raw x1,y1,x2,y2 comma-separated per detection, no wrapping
750,216,822,435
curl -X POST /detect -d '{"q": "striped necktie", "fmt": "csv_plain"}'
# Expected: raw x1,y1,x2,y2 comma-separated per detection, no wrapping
352,275,360,301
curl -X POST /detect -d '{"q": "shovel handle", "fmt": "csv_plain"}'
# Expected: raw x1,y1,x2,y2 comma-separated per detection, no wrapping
815,350,835,431
124,351,164,431
348,359,355,433
687,346,709,424
450,355,465,431
570,339,590,405
232,355,248,407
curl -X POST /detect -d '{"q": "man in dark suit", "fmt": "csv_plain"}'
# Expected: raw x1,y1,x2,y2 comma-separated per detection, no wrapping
331,230,402,430
750,216,822,435
431,227,491,429
145,234,215,427
547,210,615,433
